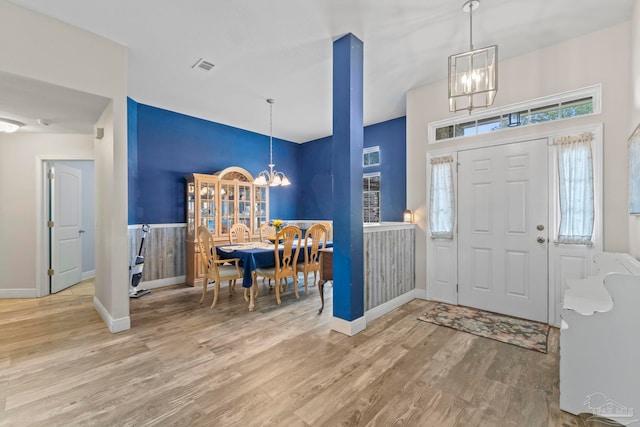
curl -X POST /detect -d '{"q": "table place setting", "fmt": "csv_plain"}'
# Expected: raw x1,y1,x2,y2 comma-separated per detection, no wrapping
218,242,274,253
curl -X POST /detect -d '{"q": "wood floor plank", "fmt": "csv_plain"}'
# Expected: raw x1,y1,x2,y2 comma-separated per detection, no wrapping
0,282,587,426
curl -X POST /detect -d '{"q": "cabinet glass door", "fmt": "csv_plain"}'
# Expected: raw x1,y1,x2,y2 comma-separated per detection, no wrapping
237,183,252,229
253,185,268,233
199,181,216,233
187,181,196,238
220,182,235,235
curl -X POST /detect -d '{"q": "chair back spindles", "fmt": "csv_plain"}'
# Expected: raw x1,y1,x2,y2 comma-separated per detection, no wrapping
305,223,327,265
319,221,333,241
259,222,276,242
229,222,251,244
197,225,242,308
275,225,302,275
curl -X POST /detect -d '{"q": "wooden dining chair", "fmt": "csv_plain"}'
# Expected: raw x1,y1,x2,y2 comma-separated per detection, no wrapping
319,221,333,241
197,226,242,308
251,225,302,308
259,222,276,242
296,223,327,297
229,222,251,244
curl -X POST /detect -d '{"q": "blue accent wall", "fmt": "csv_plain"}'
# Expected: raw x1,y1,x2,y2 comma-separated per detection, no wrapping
127,100,406,226
297,116,406,221
295,135,332,220
127,97,139,224
129,101,298,224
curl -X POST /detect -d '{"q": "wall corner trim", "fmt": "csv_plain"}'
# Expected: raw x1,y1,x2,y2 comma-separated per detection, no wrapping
331,315,367,336
93,296,131,333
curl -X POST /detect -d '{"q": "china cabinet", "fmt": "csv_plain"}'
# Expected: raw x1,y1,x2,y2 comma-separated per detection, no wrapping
185,167,269,286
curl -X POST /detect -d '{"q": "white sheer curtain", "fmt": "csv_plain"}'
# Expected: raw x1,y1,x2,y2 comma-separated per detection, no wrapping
429,156,455,239
557,132,594,244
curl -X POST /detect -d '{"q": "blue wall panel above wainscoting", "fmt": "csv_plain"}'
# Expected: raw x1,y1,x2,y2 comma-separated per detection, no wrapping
128,99,406,226
129,100,298,224
296,116,406,221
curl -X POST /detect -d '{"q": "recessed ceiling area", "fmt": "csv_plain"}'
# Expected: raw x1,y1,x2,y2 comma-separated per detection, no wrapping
0,70,111,134
5,0,635,142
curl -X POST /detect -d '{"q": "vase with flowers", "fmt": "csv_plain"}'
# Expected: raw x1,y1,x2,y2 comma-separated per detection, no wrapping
270,219,284,233
267,219,285,243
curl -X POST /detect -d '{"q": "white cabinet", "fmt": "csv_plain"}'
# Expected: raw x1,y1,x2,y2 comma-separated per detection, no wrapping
560,252,640,423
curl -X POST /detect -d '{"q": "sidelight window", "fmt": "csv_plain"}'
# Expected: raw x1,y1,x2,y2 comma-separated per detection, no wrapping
556,132,594,244
429,156,455,239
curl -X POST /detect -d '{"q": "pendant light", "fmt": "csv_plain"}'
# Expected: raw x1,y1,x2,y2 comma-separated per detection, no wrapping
254,99,291,187
448,0,498,113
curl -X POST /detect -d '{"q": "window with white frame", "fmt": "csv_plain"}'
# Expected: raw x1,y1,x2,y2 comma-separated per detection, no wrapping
363,172,380,223
363,146,380,167
430,85,600,143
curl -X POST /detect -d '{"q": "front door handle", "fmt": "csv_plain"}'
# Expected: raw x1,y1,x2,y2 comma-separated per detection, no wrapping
537,236,546,243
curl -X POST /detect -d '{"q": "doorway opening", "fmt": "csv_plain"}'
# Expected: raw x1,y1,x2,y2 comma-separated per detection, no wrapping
39,159,95,296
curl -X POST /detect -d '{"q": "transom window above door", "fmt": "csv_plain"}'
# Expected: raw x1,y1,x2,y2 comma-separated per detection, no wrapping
429,85,600,143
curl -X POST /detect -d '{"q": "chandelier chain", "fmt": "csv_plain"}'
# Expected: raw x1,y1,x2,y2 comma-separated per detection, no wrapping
269,99,273,165
469,1,473,51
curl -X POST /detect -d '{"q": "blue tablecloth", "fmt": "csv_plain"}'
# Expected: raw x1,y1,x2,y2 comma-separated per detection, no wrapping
216,241,332,288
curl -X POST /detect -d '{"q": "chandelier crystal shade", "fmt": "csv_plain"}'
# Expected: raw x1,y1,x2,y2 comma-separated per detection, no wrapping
254,99,291,187
448,0,498,113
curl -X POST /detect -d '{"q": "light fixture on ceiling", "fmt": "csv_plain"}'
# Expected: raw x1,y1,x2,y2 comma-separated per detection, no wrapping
0,118,24,133
448,0,498,113
254,99,291,187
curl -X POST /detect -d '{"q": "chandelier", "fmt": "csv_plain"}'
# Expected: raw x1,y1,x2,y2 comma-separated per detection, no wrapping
448,0,498,113
254,99,291,187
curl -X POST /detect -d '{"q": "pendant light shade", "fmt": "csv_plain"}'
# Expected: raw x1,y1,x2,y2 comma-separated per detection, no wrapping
448,0,498,113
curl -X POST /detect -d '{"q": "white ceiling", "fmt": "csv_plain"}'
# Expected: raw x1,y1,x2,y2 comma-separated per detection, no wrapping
5,0,634,142
0,70,110,134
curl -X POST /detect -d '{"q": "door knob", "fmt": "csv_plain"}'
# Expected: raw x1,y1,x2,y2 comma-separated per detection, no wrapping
537,224,545,231
79,229,86,234
537,236,546,243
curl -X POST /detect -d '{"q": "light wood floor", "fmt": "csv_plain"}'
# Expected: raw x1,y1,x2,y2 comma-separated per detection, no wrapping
1,281,597,426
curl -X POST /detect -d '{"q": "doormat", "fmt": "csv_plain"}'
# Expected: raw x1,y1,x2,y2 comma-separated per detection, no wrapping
418,303,550,353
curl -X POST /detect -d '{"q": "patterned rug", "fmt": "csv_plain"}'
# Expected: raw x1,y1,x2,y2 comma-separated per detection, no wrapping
417,303,550,353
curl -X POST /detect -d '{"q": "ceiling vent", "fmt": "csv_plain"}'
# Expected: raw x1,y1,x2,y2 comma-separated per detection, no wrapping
191,58,215,72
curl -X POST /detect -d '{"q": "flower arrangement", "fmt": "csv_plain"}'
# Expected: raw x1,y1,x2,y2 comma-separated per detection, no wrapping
269,219,285,233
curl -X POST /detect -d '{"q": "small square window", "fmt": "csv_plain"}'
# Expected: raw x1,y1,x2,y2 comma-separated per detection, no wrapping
363,146,380,167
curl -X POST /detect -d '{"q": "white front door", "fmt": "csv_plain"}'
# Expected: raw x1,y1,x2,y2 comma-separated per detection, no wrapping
51,163,83,293
458,140,548,322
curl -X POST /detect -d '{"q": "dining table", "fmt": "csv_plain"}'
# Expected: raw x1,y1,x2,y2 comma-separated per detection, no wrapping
216,239,332,310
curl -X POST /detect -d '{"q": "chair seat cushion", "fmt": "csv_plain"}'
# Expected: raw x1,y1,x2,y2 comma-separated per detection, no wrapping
255,266,276,276
296,262,319,271
218,265,240,279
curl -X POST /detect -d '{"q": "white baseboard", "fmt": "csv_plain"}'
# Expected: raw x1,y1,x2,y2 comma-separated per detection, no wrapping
0,288,38,298
365,290,417,323
81,270,96,281
331,315,367,336
139,276,186,290
413,288,428,300
93,296,130,333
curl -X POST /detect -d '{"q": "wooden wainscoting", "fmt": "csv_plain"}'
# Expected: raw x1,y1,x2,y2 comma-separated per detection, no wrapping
364,225,415,310
127,224,186,285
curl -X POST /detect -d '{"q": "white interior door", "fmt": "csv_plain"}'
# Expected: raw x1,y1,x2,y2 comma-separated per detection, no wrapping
458,140,548,322
51,163,83,293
